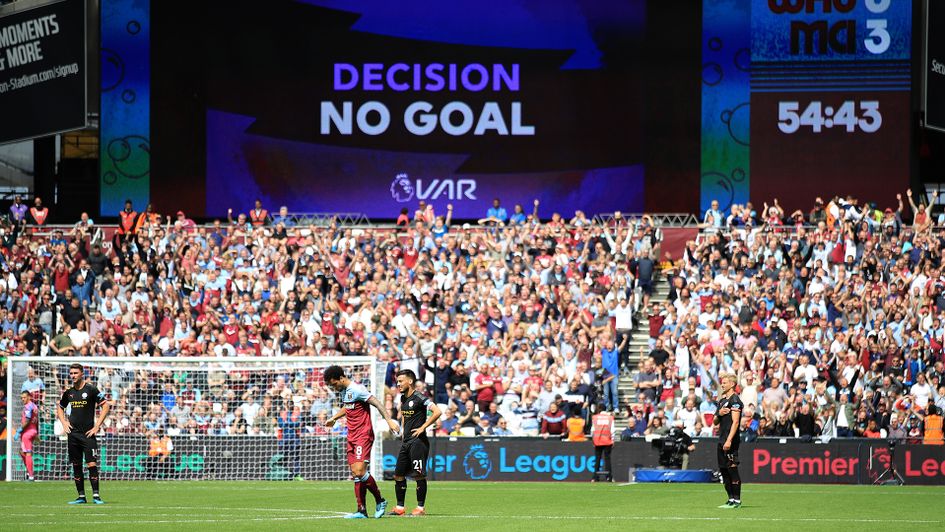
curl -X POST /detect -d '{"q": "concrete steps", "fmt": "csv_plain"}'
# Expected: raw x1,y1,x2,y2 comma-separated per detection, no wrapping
612,277,671,427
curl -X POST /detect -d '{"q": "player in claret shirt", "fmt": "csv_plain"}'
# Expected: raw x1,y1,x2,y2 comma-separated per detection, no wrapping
713,372,743,509
323,365,400,519
56,363,111,504
389,369,441,516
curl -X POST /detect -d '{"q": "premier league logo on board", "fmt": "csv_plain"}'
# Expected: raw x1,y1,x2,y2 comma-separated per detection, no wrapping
869,447,891,482
390,173,414,203
463,444,492,480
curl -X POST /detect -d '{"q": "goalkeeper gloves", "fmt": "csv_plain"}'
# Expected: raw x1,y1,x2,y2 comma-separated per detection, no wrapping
14,429,21,441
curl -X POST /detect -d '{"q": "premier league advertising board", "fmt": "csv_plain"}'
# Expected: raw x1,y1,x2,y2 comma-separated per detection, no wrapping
7,436,945,484
386,438,945,485
384,438,602,482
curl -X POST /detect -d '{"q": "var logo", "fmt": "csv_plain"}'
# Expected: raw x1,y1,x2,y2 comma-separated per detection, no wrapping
389,173,477,203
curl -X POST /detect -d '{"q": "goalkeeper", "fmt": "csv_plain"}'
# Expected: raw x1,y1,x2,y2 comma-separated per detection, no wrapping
16,391,40,481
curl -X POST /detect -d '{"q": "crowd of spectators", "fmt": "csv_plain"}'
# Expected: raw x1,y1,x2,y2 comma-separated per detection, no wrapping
677,192,945,444
15,363,352,438
1,191,944,445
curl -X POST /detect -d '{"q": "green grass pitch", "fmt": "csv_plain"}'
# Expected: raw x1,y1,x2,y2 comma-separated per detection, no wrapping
1,481,943,531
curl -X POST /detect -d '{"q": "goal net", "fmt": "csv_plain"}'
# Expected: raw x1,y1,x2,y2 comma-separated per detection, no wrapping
4,356,386,481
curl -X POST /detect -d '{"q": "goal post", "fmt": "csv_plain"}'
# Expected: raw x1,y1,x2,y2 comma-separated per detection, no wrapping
5,356,387,482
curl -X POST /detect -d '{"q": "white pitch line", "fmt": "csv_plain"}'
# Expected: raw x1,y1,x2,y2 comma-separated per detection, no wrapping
613,485,943,495
0,504,342,513
17,516,347,526
418,515,943,524
5,483,943,493
10,514,941,526
3,512,350,523
3,504,940,525
4,513,242,519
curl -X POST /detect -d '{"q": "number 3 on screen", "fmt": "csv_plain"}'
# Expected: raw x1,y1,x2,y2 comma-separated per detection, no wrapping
858,101,881,133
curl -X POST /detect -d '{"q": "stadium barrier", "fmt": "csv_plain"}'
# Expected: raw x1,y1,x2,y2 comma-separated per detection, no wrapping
1,435,356,481
22,224,699,259
6,436,943,484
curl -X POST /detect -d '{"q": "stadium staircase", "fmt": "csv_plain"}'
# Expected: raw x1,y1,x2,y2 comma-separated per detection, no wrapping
614,275,671,428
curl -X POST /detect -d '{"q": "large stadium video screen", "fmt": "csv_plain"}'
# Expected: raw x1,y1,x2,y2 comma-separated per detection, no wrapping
151,0,648,219
0,0,86,145
140,0,913,219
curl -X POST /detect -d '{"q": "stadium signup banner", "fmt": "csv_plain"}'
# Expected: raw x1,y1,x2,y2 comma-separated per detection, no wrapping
926,0,945,132
0,0,86,144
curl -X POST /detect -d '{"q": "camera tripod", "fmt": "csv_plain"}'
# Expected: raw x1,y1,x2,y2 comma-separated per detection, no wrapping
873,442,905,486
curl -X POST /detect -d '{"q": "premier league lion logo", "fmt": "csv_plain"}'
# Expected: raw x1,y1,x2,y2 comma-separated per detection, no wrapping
463,444,492,480
869,447,891,482
390,173,414,203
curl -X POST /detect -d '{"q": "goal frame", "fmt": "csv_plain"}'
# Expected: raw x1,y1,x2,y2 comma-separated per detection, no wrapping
5,356,383,481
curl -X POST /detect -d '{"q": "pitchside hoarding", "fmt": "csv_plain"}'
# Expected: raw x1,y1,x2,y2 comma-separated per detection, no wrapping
6,436,945,485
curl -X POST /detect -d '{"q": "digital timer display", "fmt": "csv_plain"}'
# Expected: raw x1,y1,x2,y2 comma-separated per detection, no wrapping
748,0,911,207
778,100,881,133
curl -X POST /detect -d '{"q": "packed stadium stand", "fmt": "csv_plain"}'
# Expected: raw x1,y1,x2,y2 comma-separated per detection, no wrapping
3,192,943,446
4,0,945,528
